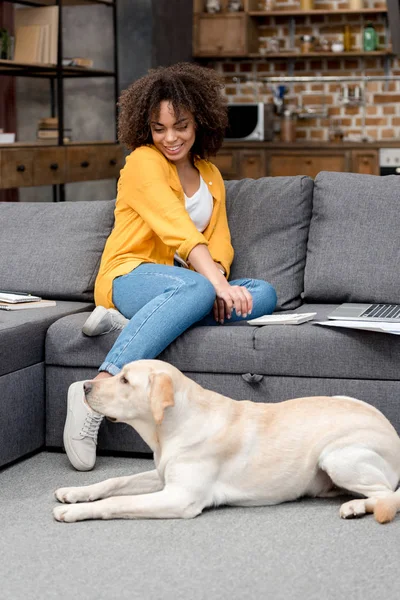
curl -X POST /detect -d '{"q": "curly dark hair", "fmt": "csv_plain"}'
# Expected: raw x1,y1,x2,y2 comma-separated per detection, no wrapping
118,62,228,159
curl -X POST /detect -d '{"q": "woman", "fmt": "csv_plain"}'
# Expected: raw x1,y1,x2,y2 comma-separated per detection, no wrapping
64,62,277,471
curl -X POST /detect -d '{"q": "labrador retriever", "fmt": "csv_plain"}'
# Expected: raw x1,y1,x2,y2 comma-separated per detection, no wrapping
54,359,400,524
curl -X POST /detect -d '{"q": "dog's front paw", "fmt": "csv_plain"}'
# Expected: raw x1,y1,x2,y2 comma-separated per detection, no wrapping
53,503,91,523
54,486,89,504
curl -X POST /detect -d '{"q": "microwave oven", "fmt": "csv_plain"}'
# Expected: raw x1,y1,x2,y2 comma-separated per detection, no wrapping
224,102,274,141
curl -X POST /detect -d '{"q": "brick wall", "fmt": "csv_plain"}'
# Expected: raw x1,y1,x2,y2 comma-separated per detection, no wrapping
211,2,400,141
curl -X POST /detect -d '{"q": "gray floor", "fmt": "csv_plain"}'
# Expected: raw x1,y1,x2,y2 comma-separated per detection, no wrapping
1,452,399,600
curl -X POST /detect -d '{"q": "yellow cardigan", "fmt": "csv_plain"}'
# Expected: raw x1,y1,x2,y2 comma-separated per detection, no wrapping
94,145,234,308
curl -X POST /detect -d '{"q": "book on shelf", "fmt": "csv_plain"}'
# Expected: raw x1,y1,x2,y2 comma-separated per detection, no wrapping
37,129,72,139
38,117,59,129
37,117,72,143
62,57,94,68
14,6,58,64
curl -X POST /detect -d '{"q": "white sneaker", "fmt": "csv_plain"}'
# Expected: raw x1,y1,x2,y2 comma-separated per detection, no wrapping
63,381,103,471
82,306,129,337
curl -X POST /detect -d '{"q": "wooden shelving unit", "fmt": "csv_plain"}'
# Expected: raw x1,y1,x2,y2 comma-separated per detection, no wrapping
248,51,393,58
248,8,388,16
0,0,123,200
193,0,391,59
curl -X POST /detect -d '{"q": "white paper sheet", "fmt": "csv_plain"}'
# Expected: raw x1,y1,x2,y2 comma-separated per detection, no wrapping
315,320,400,335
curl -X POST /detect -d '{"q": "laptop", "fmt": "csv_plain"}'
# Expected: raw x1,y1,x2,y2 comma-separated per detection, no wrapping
328,303,400,323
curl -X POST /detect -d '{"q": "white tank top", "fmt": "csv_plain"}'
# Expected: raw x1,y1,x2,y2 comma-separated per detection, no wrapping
184,175,213,232
174,175,213,267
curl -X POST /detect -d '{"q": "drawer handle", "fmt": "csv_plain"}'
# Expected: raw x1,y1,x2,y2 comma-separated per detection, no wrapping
305,159,312,165
16,164,26,172
247,158,256,164
50,163,59,171
241,373,264,384
362,158,369,164
81,161,90,168
109,158,117,166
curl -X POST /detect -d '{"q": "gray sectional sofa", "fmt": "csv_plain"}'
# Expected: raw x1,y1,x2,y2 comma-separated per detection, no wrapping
1,171,399,468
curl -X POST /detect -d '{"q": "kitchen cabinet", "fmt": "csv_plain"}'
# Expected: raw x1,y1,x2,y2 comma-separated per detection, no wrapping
193,14,253,57
213,144,388,179
268,152,349,178
351,150,379,175
212,149,266,179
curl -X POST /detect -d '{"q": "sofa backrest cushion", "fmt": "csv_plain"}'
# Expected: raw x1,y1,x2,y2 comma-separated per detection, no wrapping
225,176,314,310
0,200,115,302
304,171,400,304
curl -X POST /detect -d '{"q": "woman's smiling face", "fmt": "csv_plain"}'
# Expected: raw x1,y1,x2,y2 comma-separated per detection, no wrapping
150,101,196,166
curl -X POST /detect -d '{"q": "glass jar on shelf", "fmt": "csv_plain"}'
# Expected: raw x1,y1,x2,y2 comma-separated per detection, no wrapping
258,0,275,10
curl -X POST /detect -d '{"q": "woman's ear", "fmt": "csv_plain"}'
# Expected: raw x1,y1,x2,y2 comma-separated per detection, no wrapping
148,372,175,425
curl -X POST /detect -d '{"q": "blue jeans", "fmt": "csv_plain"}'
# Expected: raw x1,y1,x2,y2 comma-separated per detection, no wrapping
99,264,277,375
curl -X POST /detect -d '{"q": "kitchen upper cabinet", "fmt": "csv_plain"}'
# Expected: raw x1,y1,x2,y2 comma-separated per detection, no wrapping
193,14,254,57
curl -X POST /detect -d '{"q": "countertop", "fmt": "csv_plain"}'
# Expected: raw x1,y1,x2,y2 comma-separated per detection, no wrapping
222,140,400,149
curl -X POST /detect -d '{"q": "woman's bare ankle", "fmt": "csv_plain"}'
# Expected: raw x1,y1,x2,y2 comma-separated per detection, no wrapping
94,371,112,381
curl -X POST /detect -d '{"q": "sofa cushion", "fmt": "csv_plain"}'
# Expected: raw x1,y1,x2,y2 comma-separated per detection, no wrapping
304,172,400,303
0,301,93,377
0,200,115,302
252,303,400,381
45,304,399,381
225,176,313,310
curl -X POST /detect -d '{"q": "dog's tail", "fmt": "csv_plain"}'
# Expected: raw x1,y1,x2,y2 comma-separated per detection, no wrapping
374,487,400,524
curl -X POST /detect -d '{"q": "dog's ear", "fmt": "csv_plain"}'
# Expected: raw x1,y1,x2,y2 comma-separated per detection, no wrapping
148,372,175,425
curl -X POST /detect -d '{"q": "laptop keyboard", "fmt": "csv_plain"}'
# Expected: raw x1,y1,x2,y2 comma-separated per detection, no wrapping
360,304,400,319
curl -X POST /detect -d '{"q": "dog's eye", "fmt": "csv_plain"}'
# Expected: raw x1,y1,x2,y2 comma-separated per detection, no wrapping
121,375,128,384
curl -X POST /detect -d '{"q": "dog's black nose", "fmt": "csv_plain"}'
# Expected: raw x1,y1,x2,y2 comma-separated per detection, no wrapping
83,382,92,395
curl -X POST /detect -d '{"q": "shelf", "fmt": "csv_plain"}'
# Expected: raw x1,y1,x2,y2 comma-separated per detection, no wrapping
0,59,116,78
196,51,393,59
248,51,394,58
0,140,120,148
248,8,388,16
2,1,113,6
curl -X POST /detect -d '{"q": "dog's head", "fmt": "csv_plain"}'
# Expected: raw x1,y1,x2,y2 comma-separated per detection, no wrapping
84,360,175,426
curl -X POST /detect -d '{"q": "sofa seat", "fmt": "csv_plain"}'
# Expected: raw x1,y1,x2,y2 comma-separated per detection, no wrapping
46,303,400,381
0,301,94,377
0,301,93,468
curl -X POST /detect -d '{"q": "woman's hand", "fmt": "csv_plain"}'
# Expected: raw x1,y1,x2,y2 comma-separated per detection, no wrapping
213,281,253,324
187,244,252,323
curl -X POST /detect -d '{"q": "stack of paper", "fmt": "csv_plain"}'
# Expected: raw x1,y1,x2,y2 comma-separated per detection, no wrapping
14,6,58,64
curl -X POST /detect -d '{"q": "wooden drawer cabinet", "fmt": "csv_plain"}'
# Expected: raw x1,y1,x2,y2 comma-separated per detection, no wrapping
0,148,34,188
66,145,124,183
351,150,379,175
0,144,124,189
212,151,238,179
269,152,348,178
33,147,66,186
65,146,101,182
193,14,248,57
240,150,266,179
213,149,266,179
92,145,125,180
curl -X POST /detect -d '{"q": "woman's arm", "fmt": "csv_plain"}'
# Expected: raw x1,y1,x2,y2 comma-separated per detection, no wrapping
188,244,252,323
